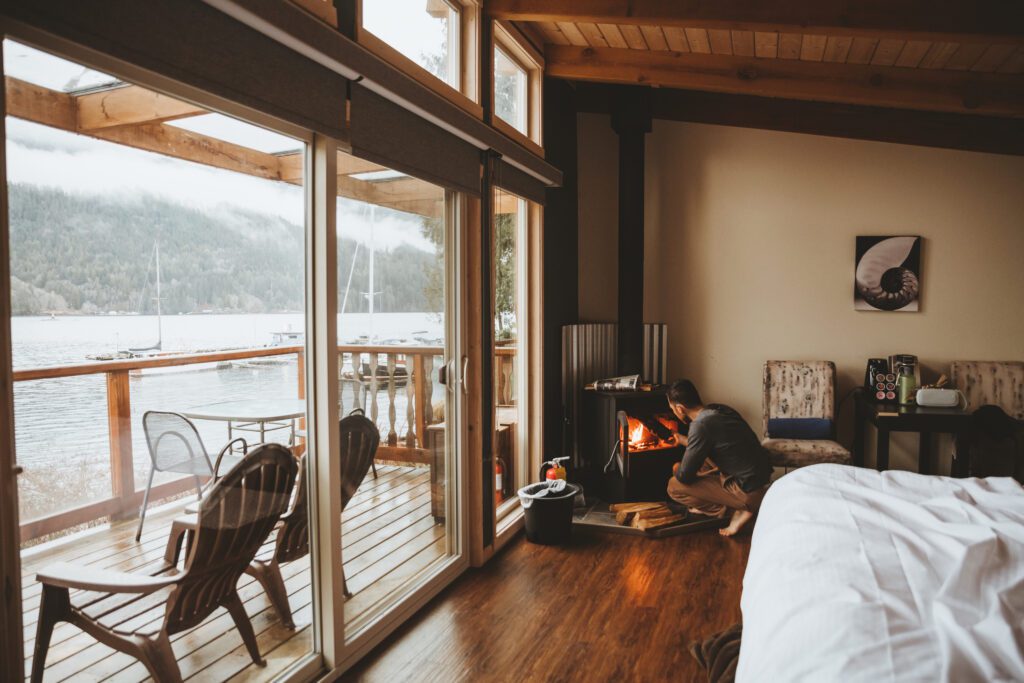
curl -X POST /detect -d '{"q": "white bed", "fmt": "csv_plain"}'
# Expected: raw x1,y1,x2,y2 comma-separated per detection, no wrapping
737,464,1024,682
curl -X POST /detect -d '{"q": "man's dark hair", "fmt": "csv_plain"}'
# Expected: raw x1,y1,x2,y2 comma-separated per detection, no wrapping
668,379,702,408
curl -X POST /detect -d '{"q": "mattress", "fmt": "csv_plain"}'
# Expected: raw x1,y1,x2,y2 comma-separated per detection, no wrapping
737,464,1024,682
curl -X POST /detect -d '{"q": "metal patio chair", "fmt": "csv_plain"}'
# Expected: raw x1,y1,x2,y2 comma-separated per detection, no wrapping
31,443,297,683
136,410,246,541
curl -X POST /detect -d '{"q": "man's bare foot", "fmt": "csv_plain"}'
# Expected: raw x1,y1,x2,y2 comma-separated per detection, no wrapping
719,509,754,537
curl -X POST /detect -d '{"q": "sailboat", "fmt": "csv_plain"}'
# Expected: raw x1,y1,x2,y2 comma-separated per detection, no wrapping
129,242,163,355
86,243,164,362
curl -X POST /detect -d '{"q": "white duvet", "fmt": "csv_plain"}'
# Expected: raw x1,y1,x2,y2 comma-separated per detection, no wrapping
737,464,1024,682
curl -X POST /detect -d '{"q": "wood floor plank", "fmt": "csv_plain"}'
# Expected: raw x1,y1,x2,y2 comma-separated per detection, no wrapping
345,530,751,682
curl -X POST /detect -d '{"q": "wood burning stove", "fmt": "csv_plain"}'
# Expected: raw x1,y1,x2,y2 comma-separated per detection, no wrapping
580,388,684,502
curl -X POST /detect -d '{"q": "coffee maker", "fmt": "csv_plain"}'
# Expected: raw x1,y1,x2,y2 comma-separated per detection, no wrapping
889,354,920,385
865,355,919,402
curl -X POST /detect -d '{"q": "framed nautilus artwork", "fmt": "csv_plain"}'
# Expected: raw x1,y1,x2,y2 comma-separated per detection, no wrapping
854,235,922,312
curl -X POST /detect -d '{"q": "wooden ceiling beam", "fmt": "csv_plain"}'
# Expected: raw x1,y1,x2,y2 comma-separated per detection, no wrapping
75,84,206,132
93,123,282,180
574,81,1024,156
546,44,1024,117
4,77,76,129
486,0,1024,44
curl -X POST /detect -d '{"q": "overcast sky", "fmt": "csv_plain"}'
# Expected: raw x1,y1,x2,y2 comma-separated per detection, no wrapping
3,39,437,253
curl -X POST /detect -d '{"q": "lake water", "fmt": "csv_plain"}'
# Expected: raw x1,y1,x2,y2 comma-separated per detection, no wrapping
11,312,445,522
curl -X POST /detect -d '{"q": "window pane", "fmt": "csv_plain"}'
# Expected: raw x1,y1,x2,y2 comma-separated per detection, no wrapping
6,38,315,677
363,0,461,90
494,187,527,507
335,149,457,637
494,46,528,135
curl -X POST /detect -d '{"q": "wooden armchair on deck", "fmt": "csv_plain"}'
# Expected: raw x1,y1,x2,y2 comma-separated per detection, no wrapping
31,444,297,683
165,455,310,628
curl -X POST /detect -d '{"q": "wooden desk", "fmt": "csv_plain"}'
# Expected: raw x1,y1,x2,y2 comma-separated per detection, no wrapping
853,390,971,476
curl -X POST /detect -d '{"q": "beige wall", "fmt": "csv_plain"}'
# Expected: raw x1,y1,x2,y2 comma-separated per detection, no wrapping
580,115,1024,471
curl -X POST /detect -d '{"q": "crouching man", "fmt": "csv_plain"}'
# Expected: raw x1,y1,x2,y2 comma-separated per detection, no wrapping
666,379,773,537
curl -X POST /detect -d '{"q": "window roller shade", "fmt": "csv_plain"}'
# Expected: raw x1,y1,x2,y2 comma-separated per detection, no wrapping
3,0,347,139
494,158,546,206
350,83,482,196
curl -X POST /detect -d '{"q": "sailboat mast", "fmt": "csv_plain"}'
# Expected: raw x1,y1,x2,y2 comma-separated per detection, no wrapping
155,242,162,350
368,205,375,341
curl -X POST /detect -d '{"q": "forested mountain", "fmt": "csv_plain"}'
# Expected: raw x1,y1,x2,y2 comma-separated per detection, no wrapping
8,184,440,315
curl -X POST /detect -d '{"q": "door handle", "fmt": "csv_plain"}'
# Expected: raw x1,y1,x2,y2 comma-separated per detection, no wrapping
461,356,469,395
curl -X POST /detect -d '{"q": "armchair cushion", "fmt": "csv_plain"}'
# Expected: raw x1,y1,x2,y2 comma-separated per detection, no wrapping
762,438,852,468
766,418,833,440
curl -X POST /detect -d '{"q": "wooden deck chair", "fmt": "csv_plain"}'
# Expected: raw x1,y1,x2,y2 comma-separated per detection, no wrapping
164,456,310,629
339,411,380,598
31,444,297,683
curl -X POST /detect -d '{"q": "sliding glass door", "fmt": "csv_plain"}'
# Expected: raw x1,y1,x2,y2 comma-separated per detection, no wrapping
493,187,529,517
3,38,319,680
334,148,465,641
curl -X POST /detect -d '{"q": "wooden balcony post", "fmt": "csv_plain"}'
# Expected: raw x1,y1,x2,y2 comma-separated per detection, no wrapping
296,350,306,438
106,370,135,519
413,353,426,448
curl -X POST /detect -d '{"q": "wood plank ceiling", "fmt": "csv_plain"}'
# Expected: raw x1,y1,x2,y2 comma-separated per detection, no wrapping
489,1,1024,118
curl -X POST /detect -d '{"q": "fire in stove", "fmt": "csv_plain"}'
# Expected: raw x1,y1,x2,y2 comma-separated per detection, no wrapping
623,413,680,451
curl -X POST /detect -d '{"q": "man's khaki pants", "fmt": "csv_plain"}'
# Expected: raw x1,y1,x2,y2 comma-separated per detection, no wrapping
666,473,768,518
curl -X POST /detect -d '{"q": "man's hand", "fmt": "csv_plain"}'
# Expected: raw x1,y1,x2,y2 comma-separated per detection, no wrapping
673,432,688,447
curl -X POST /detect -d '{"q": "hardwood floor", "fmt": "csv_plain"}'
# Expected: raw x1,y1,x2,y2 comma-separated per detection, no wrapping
344,527,751,683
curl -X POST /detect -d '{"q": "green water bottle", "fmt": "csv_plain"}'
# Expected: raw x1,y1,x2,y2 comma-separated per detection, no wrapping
897,365,917,406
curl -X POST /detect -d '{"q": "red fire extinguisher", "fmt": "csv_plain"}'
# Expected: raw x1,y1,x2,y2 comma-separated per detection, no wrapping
495,457,505,505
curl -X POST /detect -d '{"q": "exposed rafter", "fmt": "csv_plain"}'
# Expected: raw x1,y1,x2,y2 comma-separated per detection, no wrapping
75,84,206,131
487,0,1024,43
545,44,1024,117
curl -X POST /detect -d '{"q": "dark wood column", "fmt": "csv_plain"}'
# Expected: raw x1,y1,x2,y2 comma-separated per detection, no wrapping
610,88,652,377
543,77,579,456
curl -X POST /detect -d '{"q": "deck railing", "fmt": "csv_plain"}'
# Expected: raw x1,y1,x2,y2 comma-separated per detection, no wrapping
12,343,454,543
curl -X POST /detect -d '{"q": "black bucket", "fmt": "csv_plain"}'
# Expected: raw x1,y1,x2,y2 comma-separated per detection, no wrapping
518,482,580,545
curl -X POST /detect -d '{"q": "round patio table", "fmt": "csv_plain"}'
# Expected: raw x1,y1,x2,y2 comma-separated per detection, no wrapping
180,398,306,446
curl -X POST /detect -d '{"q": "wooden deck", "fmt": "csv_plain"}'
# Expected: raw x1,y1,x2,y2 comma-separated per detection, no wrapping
20,464,446,682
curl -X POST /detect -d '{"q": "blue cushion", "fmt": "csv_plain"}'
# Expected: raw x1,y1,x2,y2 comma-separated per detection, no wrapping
767,418,832,440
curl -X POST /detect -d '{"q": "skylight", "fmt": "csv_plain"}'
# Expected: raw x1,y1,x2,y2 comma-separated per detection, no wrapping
3,40,120,93
351,170,408,182
166,113,302,155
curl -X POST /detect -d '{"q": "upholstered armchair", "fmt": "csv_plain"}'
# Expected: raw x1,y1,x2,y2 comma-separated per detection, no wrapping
949,361,1024,419
761,360,852,469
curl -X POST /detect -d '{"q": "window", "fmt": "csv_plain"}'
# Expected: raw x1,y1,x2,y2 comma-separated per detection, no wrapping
5,39,317,678
362,0,462,91
493,186,529,513
492,22,543,147
494,46,527,135
333,148,463,636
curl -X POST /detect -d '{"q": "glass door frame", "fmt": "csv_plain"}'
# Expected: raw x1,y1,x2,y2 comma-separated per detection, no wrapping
0,37,22,683
0,20,477,681
0,22,332,681
331,180,471,671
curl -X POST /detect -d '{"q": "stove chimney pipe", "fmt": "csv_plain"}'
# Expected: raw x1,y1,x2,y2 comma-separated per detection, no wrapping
610,88,652,378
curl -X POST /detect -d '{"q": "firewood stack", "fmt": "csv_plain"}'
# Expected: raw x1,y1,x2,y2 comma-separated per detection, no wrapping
609,502,685,531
